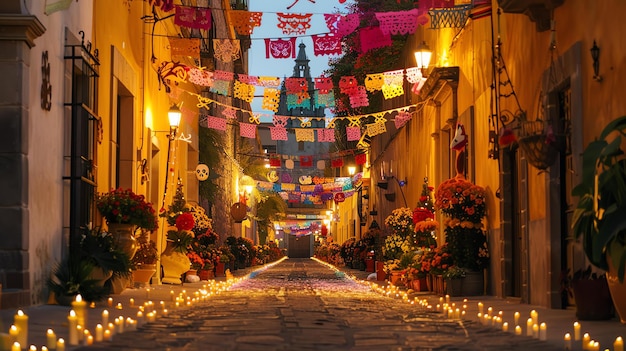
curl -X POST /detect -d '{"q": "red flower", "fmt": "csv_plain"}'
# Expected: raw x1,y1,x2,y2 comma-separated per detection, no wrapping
175,212,195,231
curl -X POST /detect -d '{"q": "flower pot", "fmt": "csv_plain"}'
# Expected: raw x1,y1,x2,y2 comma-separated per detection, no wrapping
409,277,428,291
607,255,626,324
365,259,375,273
389,270,403,286
198,269,214,280
161,249,191,285
572,276,614,320
88,266,113,288
446,278,463,297
132,264,156,288
462,269,485,296
375,261,386,281
107,223,138,260
215,262,226,277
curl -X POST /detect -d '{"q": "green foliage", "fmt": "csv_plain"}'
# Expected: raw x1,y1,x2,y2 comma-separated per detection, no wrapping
166,229,194,253
255,191,286,244
47,257,108,304
572,115,626,282
47,226,133,303
198,127,222,204
80,228,132,279
132,230,159,267
160,180,189,226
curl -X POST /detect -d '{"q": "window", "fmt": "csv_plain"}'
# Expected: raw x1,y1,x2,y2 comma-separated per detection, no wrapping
63,29,100,253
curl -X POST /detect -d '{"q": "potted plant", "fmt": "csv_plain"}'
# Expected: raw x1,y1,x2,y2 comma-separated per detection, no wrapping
131,230,159,287
96,188,159,262
48,227,132,304
161,212,195,284
443,265,466,297
96,188,159,231
572,115,626,323
435,175,490,296
563,266,614,320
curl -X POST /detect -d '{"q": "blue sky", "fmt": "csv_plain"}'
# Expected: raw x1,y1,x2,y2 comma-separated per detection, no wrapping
248,0,352,117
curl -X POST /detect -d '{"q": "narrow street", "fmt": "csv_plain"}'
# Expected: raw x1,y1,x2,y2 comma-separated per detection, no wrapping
77,259,560,351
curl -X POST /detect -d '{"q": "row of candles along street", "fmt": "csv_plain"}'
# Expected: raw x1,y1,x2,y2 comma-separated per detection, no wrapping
4,260,625,351
4,278,242,351
362,280,625,351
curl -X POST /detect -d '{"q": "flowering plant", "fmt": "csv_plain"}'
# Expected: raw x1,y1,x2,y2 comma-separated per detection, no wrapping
384,207,414,237
443,265,466,280
436,175,490,271
435,176,486,223
189,204,212,237
425,244,454,275
382,234,411,261
96,188,158,231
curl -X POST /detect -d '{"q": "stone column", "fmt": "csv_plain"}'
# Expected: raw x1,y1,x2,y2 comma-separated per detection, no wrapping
0,8,45,307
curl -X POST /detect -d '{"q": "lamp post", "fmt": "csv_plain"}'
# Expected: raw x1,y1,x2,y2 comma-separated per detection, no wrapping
156,104,182,285
414,41,432,75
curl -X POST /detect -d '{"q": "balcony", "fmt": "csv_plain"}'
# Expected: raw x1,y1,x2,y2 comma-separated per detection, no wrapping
497,0,565,32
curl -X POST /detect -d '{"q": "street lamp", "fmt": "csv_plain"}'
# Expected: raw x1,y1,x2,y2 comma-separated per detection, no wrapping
167,104,181,140
414,41,432,75
348,166,356,176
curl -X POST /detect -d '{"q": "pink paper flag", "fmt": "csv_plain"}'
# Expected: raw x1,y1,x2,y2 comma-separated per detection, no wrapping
174,5,211,30
265,37,297,59
240,123,257,138
270,127,288,141
207,116,227,131
311,34,342,56
346,126,361,141
359,26,392,53
317,128,335,142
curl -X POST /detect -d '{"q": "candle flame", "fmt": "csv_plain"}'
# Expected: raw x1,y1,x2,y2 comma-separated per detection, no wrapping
70,310,76,317
76,294,82,302
17,310,25,316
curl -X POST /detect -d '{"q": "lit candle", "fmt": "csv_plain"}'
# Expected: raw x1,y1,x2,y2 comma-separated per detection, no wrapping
573,322,581,341
95,324,104,342
539,322,547,341
477,302,483,315
67,310,78,345
107,297,113,307
46,329,57,349
170,290,175,302
532,324,539,339
514,312,520,326
85,335,93,346
502,322,509,332
487,307,493,317
530,310,538,325
115,317,124,334
42,346,49,351
30,345,38,351
615,337,624,351
514,325,522,336
9,325,19,343
146,288,151,299
11,342,20,351
526,318,533,336
564,333,572,350
115,303,123,310
583,333,591,350
129,298,135,307
104,330,112,342
13,309,29,346
56,338,65,351
71,294,87,327
76,325,83,343
102,310,109,326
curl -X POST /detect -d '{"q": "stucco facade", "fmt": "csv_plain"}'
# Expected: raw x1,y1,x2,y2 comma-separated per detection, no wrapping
347,0,626,309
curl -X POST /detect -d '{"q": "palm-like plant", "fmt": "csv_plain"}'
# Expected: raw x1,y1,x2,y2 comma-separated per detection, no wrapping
255,191,287,245
572,116,626,282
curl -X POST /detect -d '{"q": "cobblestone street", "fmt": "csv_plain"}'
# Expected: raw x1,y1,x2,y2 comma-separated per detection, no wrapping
75,259,561,351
